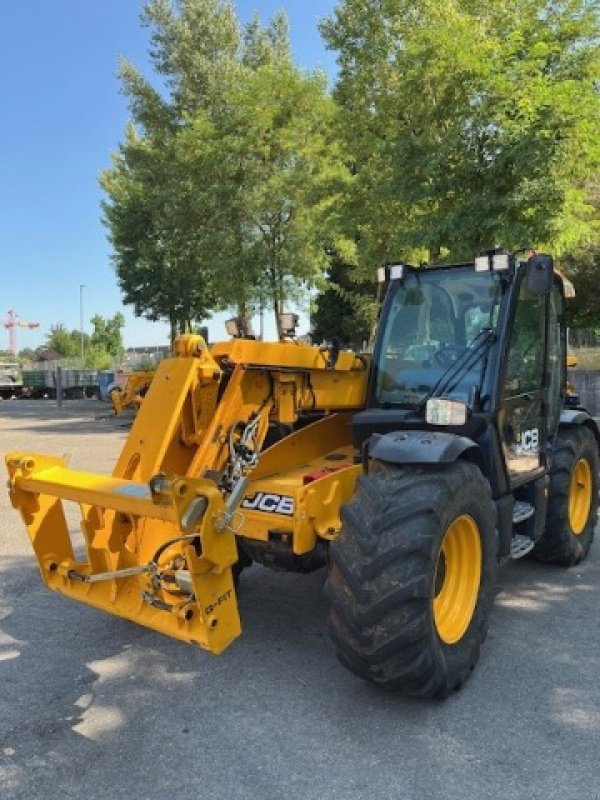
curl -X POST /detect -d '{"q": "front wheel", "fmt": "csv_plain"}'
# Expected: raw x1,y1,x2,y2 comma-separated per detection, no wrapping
326,460,497,698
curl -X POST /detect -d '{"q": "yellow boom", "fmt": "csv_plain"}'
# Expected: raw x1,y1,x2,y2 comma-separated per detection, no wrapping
7,335,368,653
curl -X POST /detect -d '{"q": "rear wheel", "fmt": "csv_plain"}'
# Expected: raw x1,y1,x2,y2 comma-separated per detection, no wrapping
532,426,598,566
326,460,497,698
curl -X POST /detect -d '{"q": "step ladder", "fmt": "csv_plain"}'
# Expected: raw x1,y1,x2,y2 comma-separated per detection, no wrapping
510,501,535,559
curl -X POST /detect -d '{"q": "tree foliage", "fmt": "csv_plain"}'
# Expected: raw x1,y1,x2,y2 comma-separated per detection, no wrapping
563,242,600,328
101,1,343,340
311,257,376,348
89,313,125,360
45,324,85,359
42,315,125,367
322,0,600,270
17,348,37,365
211,61,346,337
101,0,599,342
101,115,221,340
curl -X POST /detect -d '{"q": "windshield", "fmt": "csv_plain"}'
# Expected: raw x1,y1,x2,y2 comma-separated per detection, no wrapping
375,267,502,406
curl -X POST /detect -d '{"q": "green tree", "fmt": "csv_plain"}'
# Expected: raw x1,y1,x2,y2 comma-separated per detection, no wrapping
89,313,126,360
141,0,240,114
102,2,344,340
212,56,347,337
100,0,240,342
134,355,159,372
101,117,221,343
562,243,600,329
17,348,37,365
45,324,86,359
322,0,600,269
311,257,376,348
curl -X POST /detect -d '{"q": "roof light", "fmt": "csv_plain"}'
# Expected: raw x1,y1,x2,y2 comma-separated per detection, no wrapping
278,312,299,337
225,316,255,339
225,318,241,337
475,256,490,272
389,264,405,281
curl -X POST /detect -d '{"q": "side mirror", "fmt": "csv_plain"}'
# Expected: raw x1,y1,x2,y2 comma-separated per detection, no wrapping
527,254,554,296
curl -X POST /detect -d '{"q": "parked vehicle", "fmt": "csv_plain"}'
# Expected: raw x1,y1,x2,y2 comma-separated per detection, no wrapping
6,250,598,697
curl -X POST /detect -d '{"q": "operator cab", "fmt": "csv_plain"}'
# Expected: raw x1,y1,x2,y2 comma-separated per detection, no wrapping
331,250,597,697
354,249,584,561
373,264,501,410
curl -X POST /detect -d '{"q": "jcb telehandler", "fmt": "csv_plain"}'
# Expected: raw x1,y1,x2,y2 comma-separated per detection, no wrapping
6,251,599,698
107,370,154,415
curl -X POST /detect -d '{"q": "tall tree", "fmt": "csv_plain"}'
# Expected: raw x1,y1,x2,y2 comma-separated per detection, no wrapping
45,324,85,359
89,313,126,359
101,122,220,341
212,56,347,337
141,0,240,115
311,256,376,348
322,0,600,269
101,0,241,342
102,2,344,340
562,244,600,329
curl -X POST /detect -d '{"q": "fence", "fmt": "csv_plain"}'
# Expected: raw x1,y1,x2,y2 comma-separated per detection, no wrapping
569,329,600,348
570,371,600,417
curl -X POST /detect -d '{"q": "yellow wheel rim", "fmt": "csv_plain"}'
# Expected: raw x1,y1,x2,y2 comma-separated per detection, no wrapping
568,458,592,536
433,514,482,645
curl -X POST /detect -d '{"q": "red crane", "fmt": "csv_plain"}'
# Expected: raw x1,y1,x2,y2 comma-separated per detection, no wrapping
3,310,40,355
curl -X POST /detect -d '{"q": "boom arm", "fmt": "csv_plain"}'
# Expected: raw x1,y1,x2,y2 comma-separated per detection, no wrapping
6,335,368,653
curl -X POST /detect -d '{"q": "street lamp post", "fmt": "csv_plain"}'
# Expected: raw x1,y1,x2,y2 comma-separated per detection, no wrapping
79,284,86,362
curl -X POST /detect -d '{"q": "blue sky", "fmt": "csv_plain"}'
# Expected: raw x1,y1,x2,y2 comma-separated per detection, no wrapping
0,1,337,352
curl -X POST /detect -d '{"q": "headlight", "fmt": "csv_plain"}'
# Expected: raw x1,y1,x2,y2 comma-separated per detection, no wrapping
426,398,468,426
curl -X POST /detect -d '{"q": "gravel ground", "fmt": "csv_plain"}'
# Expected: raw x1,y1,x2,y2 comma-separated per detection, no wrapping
1,399,599,800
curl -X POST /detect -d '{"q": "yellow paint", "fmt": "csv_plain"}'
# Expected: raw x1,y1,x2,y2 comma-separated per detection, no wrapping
5,336,369,654
433,515,482,645
109,371,154,415
569,458,592,535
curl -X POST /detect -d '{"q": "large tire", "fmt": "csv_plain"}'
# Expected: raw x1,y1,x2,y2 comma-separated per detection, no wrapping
532,425,598,566
326,459,497,699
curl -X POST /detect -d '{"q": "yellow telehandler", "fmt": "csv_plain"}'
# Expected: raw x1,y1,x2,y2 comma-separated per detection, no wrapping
6,251,598,697
108,370,154,415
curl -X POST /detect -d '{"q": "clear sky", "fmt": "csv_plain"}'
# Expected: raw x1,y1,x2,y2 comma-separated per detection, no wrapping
0,0,337,353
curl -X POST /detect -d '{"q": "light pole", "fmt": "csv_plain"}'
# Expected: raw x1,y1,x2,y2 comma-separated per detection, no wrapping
79,284,86,362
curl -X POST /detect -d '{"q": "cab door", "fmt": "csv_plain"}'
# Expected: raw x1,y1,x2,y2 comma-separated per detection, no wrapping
499,273,546,486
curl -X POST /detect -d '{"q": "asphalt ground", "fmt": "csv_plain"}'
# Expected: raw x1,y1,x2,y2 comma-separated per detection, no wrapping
1,399,599,800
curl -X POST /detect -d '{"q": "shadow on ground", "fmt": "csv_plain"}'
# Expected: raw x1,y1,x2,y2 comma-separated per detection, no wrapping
0,399,132,438
1,547,599,800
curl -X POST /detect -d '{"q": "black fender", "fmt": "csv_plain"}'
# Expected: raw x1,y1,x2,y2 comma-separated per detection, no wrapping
559,409,600,449
368,430,483,470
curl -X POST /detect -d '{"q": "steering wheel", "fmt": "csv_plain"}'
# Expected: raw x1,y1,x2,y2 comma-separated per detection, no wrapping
434,346,464,368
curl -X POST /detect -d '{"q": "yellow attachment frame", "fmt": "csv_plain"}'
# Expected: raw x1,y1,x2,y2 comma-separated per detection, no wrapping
109,370,154,415
6,335,369,654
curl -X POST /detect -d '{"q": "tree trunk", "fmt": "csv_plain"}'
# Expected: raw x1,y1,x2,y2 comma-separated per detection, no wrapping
429,246,442,264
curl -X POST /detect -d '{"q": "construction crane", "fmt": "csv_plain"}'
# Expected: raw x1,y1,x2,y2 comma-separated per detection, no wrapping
3,310,40,355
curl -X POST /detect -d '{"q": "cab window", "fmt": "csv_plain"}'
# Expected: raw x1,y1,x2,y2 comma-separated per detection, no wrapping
504,278,544,396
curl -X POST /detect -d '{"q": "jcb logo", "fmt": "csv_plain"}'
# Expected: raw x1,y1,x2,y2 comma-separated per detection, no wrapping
241,492,295,516
519,428,540,453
